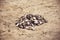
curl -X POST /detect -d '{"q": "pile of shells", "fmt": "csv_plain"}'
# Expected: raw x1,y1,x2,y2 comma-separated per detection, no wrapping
15,14,47,30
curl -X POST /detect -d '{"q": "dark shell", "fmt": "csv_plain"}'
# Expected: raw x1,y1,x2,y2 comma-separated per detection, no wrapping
26,14,33,20
34,15,42,20
32,20,40,26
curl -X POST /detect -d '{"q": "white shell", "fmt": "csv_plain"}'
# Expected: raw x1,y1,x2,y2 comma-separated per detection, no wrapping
39,21,43,24
33,17,36,20
27,22,30,25
25,19,29,21
16,23,20,26
34,20,38,23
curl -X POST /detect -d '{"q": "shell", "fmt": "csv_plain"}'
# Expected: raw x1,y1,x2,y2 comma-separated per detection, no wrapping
26,14,33,20
32,20,40,26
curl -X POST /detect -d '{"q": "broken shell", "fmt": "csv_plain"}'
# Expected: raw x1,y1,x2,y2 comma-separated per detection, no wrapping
34,20,39,24
26,14,33,20
32,20,40,25
25,26,35,30
20,16,26,21
39,21,43,25
15,23,20,27
32,17,37,20
25,21,31,26
34,15,43,20
41,18,47,23
21,23,26,29
24,19,29,22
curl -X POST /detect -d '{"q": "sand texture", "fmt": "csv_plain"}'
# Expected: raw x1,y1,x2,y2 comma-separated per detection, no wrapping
0,0,60,40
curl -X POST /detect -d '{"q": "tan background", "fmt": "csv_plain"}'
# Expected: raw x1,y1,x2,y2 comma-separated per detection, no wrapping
0,0,60,40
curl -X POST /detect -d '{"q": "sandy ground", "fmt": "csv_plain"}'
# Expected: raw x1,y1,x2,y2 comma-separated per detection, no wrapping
0,0,60,40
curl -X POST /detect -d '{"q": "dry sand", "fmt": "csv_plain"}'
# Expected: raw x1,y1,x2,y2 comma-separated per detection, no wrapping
0,0,60,40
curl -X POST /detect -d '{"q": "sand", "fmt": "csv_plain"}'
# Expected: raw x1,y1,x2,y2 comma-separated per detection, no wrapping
0,0,60,40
